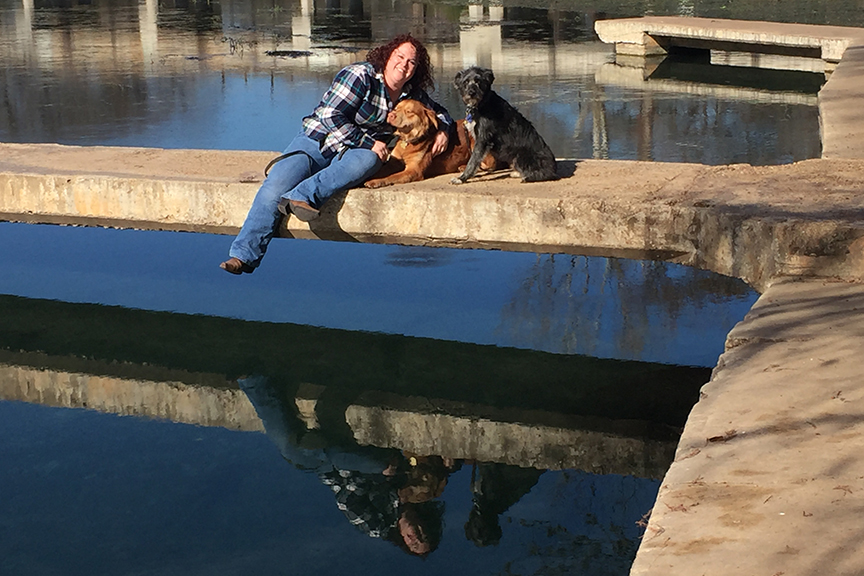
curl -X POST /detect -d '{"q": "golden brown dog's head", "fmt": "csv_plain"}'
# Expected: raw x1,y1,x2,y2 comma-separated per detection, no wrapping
387,99,439,145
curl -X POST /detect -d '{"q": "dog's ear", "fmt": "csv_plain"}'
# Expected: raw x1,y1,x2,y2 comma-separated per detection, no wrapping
454,69,465,87
423,106,440,132
481,67,495,86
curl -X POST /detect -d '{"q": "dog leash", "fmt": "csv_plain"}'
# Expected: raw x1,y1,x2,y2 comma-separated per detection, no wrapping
265,133,403,178
263,150,308,178
263,146,353,178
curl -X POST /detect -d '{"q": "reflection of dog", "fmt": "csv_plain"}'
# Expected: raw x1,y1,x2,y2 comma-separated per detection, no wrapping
451,66,558,184
364,99,474,189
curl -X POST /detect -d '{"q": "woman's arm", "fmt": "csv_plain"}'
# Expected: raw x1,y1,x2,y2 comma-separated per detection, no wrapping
411,89,454,156
312,65,382,151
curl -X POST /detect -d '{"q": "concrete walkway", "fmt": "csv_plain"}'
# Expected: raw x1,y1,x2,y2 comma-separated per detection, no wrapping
587,19,864,574
632,277,864,576
3,142,864,291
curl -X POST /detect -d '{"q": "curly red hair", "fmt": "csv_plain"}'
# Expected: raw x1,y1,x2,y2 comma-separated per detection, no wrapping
366,34,435,93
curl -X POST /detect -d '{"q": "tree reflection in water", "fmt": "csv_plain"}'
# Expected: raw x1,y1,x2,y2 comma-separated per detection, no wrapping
496,254,757,365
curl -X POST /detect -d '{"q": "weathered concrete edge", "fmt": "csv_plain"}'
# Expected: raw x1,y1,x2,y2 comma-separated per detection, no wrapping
629,276,864,575
5,167,864,292
300,187,864,292
820,43,864,158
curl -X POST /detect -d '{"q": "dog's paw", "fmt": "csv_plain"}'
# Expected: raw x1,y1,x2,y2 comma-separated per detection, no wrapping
364,180,390,189
450,177,465,185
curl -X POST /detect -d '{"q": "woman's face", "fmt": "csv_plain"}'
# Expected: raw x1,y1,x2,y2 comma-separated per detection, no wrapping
398,515,430,555
383,42,418,94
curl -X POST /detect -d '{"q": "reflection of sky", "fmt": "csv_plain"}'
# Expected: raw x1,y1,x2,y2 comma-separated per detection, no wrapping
0,399,658,576
96,74,332,152
3,222,757,367
78,70,820,166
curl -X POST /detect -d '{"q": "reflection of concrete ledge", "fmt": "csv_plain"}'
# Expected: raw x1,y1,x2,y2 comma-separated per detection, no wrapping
0,362,263,432
0,350,678,476
346,391,677,478
595,62,818,105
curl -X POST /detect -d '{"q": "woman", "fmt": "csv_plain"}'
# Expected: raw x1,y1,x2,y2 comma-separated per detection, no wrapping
221,34,454,274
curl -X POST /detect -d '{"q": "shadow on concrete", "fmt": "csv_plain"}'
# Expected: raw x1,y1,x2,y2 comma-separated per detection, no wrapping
556,159,579,179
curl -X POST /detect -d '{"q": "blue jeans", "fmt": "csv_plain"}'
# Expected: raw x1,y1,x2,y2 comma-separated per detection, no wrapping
238,375,394,475
229,132,381,268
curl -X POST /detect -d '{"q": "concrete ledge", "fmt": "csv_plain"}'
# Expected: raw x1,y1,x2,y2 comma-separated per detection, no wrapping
4,143,864,291
595,16,864,62
820,44,864,158
631,277,864,575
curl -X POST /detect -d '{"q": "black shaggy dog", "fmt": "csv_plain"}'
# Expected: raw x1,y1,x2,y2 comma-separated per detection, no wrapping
451,66,558,184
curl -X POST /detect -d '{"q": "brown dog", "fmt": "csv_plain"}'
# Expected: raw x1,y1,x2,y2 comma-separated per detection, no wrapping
364,99,475,189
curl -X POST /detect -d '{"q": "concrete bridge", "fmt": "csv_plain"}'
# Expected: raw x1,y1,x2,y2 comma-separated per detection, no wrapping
595,16,864,159
3,15,864,576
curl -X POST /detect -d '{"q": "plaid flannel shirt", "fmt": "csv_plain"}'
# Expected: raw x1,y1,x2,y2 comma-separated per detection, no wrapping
302,62,454,159
320,468,400,538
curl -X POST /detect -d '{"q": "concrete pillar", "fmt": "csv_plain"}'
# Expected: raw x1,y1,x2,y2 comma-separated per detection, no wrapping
293,0,313,50
138,0,158,71
460,4,503,70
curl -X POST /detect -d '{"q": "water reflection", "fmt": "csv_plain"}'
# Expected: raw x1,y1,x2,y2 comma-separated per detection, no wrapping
241,374,455,556
0,0,837,164
0,292,710,428
496,253,756,364
0,295,695,569
0,222,758,366
0,396,661,574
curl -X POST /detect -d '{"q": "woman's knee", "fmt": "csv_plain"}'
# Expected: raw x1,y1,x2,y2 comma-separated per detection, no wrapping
258,153,312,200
338,148,383,182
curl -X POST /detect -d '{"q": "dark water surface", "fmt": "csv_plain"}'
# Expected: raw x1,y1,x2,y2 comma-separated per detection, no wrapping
0,0,833,573
0,222,757,575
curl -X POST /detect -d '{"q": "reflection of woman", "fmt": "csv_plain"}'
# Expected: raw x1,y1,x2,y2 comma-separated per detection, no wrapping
320,468,445,556
238,375,453,556
221,34,454,274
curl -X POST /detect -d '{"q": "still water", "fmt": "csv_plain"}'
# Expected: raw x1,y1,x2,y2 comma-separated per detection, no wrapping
0,0,844,163
1,221,755,575
0,0,834,573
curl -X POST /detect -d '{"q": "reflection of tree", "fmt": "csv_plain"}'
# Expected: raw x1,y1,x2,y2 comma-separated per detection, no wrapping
496,469,657,576
496,254,756,363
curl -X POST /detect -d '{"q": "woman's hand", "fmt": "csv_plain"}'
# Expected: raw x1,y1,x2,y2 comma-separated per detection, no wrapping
372,140,389,162
431,130,449,157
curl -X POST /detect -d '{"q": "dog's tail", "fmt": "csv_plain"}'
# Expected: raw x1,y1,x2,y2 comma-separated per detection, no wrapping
522,161,561,183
